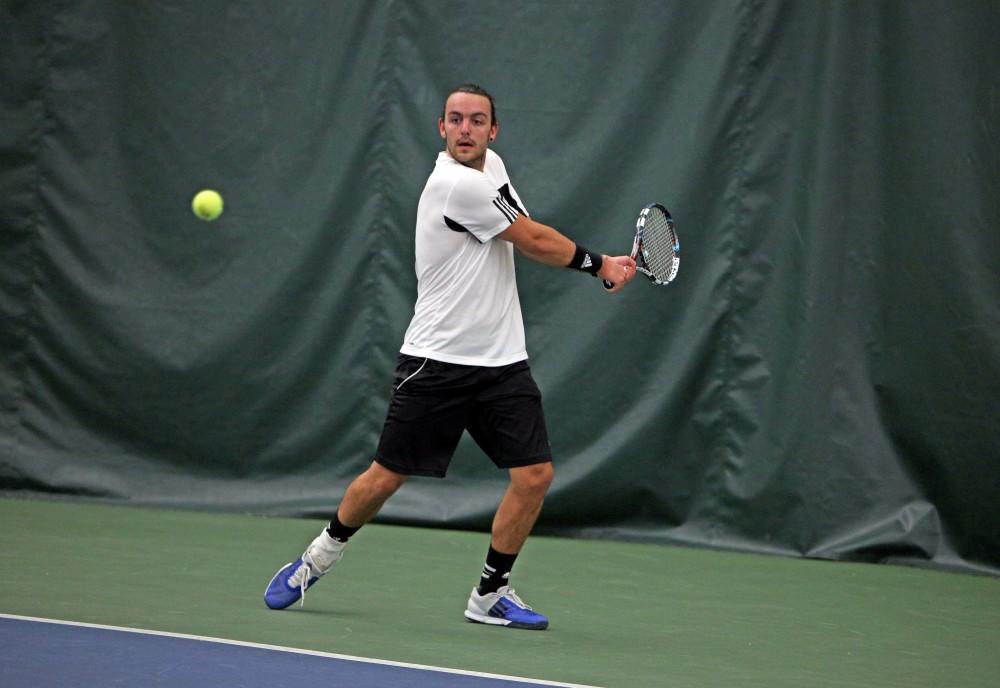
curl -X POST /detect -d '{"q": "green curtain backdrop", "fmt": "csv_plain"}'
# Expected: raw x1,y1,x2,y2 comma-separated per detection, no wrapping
2,0,998,574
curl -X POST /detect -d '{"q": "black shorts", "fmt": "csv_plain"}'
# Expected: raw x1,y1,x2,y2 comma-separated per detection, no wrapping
374,354,552,478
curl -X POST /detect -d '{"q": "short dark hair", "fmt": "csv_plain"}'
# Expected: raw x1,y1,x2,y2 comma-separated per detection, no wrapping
443,83,497,125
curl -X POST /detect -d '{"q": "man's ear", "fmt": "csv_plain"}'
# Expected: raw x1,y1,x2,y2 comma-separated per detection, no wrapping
438,119,447,139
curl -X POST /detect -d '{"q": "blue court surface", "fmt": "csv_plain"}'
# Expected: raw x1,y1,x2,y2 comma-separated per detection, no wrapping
0,615,598,688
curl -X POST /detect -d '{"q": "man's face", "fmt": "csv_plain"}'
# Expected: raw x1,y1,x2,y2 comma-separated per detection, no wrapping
439,92,497,171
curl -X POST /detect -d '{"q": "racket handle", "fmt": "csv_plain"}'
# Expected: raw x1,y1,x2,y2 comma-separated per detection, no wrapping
602,279,614,291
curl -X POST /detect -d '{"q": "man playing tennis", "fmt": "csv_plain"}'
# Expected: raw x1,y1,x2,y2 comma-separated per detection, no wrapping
264,83,636,630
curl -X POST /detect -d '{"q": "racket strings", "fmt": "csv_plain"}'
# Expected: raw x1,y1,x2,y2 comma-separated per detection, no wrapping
640,211,679,282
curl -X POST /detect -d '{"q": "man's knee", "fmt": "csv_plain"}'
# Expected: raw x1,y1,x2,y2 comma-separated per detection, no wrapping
367,460,409,496
510,462,553,494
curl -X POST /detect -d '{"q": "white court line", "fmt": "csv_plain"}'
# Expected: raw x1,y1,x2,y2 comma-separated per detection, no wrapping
0,613,603,688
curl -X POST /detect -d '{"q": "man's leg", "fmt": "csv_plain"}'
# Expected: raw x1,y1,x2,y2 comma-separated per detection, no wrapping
465,462,553,630
478,462,553,592
337,460,409,528
264,460,407,610
490,462,553,554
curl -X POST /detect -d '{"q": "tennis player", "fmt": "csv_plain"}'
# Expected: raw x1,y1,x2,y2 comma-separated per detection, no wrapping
264,83,636,630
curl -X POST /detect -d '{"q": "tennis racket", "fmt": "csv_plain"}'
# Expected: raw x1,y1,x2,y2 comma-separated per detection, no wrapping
603,203,680,289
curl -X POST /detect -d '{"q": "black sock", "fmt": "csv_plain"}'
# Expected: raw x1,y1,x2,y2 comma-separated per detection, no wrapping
477,545,518,595
326,512,360,543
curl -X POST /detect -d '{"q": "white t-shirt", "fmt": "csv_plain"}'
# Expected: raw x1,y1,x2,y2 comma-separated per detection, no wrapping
400,150,529,366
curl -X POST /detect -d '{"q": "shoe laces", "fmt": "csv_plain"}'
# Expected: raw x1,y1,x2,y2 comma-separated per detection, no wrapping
499,587,532,610
288,552,321,608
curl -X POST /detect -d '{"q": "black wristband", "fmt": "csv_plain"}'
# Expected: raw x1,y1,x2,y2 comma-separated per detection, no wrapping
567,244,603,276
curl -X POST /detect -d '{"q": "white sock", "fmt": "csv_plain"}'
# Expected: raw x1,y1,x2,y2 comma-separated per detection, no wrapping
306,530,348,572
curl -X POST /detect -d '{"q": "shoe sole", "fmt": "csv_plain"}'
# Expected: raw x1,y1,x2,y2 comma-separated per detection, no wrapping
464,610,548,630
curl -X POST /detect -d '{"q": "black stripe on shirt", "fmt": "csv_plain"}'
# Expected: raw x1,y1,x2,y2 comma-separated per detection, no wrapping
444,215,469,233
498,183,525,215
496,196,520,220
493,198,517,223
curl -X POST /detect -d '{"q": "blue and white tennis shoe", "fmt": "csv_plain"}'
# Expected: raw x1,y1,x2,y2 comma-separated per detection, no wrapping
264,530,346,610
464,586,549,630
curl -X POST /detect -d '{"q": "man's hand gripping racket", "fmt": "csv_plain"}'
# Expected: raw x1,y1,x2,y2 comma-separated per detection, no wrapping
602,203,680,291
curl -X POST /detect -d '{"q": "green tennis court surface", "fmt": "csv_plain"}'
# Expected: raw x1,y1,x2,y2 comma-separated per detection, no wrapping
1,497,997,687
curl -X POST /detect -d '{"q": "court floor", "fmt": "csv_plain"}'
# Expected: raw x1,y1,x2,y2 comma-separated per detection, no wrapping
1,614,596,687
1,497,997,687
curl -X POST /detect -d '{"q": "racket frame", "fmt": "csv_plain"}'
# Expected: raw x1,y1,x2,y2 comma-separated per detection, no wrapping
632,203,680,285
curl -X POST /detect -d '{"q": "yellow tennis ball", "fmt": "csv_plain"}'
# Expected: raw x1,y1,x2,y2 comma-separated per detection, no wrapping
192,189,223,221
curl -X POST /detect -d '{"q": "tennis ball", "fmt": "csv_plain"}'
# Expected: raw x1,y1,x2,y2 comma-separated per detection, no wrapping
192,189,223,221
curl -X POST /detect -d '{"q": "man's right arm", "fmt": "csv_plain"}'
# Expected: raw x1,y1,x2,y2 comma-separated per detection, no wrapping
497,215,636,291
